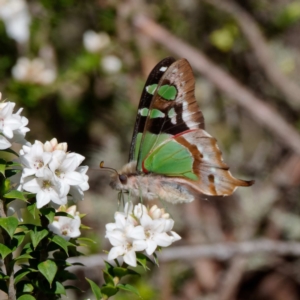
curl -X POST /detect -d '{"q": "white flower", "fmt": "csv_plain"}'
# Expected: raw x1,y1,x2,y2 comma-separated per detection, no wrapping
22,168,66,209
20,142,52,178
101,55,122,74
106,225,147,267
0,0,31,44
83,30,110,53
0,97,29,149
49,151,87,197
12,57,56,85
48,214,81,241
139,213,173,255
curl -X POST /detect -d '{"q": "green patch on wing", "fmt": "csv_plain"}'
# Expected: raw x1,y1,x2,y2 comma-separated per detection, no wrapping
137,132,171,171
146,84,158,95
143,139,198,180
150,109,165,118
139,107,149,117
158,85,177,101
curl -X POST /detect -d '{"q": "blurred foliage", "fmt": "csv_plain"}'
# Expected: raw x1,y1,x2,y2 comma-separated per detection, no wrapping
1,0,300,299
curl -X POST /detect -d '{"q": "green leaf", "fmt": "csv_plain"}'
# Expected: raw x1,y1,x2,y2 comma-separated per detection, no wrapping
14,253,33,262
54,281,66,295
86,278,102,300
17,295,36,300
30,227,49,249
118,283,140,296
51,235,71,255
11,232,26,251
0,243,12,259
39,207,55,223
0,178,10,195
0,216,18,238
136,253,150,270
38,260,57,287
113,267,140,278
0,158,6,177
101,285,118,297
22,283,34,293
27,202,37,219
103,270,114,286
5,169,21,178
14,269,31,284
4,190,27,201
1,148,19,156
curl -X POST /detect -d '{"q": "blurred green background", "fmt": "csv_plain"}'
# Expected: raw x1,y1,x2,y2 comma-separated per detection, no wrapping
1,0,300,299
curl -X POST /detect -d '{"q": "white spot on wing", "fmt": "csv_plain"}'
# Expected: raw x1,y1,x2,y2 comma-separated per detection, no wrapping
160,66,167,72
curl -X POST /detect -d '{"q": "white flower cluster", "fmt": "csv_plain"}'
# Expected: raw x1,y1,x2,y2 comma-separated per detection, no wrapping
20,138,89,209
106,202,181,267
12,57,56,85
48,205,81,241
0,93,29,150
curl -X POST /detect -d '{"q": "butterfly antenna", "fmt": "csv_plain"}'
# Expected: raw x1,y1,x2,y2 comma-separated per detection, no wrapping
99,161,119,176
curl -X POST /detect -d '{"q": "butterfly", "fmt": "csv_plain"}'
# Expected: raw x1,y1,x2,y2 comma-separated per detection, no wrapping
107,57,254,204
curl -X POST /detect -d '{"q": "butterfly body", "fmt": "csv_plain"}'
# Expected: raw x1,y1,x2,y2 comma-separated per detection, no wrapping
109,57,253,203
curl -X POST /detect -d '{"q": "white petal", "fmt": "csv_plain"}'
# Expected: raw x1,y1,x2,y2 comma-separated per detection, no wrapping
153,232,172,247
170,231,181,242
23,178,41,193
145,240,157,255
108,246,125,261
36,190,51,208
132,239,147,251
123,249,137,267
0,135,11,149
128,225,146,240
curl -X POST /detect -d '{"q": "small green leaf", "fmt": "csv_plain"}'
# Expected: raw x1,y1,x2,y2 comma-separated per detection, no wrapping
118,283,140,296
14,253,33,262
0,178,10,195
0,158,6,177
86,278,102,300
103,270,114,286
14,269,31,284
101,285,118,297
51,235,70,255
4,190,27,201
1,148,19,156
27,202,37,218
22,283,34,293
38,260,57,287
54,281,66,295
17,295,35,300
113,267,139,278
0,216,18,238
39,207,55,223
11,232,26,251
30,227,49,249
0,243,12,259
136,253,150,270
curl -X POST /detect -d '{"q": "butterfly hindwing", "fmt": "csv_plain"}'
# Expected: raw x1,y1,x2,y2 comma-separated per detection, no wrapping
128,57,176,162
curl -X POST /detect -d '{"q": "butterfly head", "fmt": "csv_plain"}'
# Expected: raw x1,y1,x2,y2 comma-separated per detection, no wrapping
100,161,137,192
